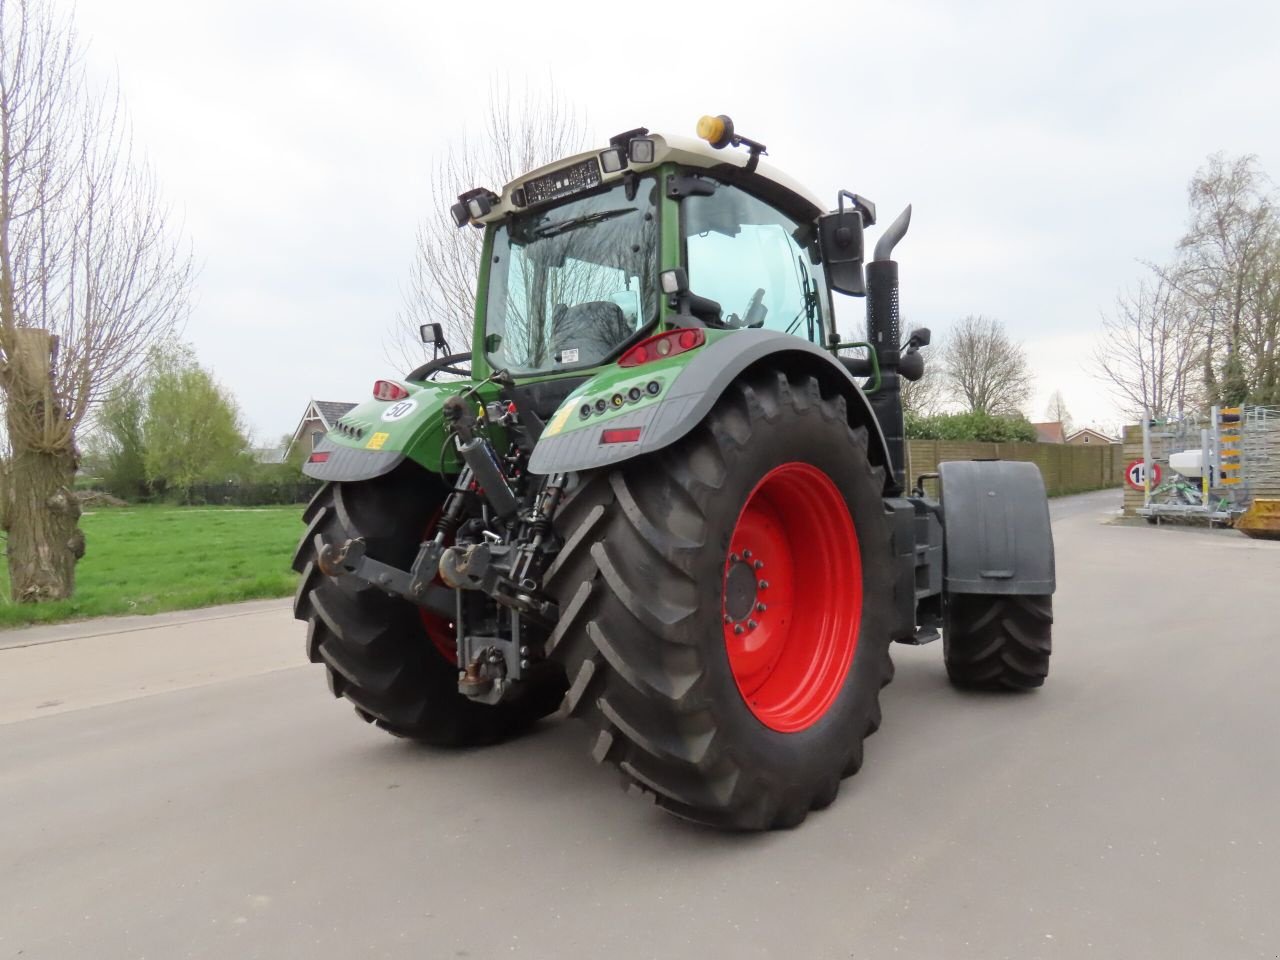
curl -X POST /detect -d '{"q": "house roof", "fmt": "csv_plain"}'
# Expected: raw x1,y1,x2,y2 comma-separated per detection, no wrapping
1031,421,1066,444
313,400,357,428
285,399,358,460
1066,427,1118,443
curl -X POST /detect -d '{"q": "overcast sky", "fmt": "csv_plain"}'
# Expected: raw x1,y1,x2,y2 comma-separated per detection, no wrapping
75,0,1280,442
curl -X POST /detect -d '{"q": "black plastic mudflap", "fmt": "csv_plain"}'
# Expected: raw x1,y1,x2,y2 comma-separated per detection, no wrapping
937,460,1055,596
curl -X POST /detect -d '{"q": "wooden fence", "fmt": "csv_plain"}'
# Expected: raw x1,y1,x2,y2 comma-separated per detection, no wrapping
906,439,1124,497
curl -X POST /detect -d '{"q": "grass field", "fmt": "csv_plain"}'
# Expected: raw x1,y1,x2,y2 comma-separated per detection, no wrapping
0,504,304,629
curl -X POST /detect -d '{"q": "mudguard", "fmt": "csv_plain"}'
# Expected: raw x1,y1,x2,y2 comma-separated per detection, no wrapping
527,329,893,477
300,379,483,482
938,460,1056,596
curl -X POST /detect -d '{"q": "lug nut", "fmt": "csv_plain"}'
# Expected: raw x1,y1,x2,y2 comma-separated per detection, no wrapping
520,659,530,670
759,579,769,590
756,602,767,613
730,553,740,563
519,646,530,656
723,614,732,624
747,619,758,630
733,624,744,635
753,560,764,570
743,549,752,559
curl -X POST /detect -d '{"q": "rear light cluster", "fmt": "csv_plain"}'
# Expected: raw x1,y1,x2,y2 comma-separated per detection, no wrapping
372,379,409,401
617,328,705,368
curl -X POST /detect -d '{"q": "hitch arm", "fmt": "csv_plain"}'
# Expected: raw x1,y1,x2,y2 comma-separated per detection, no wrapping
316,536,454,617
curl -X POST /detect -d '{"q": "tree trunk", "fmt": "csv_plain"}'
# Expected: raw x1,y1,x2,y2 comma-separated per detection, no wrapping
4,443,82,601
1,328,84,602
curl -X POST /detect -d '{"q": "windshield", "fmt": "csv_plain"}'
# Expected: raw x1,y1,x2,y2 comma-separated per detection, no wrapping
484,178,659,375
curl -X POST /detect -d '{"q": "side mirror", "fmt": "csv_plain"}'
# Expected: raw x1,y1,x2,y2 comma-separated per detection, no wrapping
420,322,447,348
818,209,865,296
819,190,878,297
906,327,931,349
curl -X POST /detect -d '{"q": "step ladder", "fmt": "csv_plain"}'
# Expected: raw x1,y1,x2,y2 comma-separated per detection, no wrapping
1214,406,1243,487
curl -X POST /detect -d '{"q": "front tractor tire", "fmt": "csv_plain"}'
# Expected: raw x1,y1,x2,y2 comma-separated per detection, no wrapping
943,594,1053,690
545,371,894,830
292,465,563,746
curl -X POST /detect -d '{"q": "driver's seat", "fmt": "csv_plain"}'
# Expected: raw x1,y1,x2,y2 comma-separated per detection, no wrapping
550,301,628,367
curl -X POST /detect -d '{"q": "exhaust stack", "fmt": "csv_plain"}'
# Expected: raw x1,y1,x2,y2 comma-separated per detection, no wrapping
865,205,912,495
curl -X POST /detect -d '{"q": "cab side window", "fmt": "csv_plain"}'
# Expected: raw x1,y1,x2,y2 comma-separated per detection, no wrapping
683,185,828,342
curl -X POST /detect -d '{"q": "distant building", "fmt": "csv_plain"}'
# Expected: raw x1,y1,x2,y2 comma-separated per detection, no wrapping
1031,421,1066,444
286,399,357,461
1065,427,1118,446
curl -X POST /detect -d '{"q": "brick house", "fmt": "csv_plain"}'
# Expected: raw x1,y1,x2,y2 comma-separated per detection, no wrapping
1066,427,1118,446
286,399,357,461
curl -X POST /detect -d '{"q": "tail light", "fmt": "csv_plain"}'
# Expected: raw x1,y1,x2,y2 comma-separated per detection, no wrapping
600,427,642,444
617,328,705,367
373,380,409,401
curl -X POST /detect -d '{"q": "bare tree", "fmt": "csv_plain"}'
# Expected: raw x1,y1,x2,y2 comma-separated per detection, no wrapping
1043,389,1074,435
940,315,1033,415
387,84,588,371
1164,153,1280,405
1091,273,1201,420
0,0,192,601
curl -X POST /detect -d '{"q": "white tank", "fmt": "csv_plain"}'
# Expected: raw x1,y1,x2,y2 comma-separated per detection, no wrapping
1169,449,1206,478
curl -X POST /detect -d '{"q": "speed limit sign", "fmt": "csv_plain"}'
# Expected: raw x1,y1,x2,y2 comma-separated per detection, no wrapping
1125,460,1162,491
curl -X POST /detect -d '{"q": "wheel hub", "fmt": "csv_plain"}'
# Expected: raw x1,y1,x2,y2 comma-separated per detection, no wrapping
723,556,759,623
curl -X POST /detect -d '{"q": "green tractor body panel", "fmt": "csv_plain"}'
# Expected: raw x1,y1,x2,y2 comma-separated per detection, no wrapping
528,328,893,476
305,380,470,480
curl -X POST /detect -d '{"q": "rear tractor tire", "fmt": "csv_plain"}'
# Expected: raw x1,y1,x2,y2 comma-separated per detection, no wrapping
943,594,1053,690
292,464,565,746
544,371,895,830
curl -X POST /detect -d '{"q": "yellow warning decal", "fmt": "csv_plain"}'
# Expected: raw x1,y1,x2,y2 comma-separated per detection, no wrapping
544,404,574,438
366,432,390,450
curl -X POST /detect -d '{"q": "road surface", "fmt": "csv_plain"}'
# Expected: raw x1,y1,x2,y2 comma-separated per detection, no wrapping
2,490,1277,959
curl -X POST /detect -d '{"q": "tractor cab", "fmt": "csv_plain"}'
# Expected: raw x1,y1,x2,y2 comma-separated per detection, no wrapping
453,124,843,384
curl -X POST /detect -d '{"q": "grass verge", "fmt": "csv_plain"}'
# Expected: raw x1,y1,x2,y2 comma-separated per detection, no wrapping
0,504,302,629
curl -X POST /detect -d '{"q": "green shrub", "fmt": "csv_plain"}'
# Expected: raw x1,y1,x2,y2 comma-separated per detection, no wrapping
906,410,1039,443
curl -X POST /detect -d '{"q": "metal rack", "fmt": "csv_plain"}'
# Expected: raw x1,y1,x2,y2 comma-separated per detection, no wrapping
1136,405,1243,525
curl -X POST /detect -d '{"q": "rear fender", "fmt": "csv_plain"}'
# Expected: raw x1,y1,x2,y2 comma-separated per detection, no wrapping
302,380,484,482
938,460,1056,595
527,329,894,487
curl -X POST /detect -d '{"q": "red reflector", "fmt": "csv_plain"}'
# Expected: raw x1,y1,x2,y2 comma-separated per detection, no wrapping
601,427,642,444
308,451,330,463
372,379,409,401
617,328,705,367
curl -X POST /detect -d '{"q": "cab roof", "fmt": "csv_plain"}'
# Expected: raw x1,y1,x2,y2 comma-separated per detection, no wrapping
473,131,828,225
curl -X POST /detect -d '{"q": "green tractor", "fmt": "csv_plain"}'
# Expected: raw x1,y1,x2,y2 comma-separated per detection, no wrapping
292,116,1055,830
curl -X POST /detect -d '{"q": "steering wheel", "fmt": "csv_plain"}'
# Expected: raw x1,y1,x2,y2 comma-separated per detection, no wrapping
406,351,472,382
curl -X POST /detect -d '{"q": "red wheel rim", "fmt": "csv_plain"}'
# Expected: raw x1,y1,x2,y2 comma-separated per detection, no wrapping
722,462,862,733
418,511,457,664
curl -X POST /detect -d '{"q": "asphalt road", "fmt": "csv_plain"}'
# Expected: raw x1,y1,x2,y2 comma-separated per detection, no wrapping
3,490,1277,960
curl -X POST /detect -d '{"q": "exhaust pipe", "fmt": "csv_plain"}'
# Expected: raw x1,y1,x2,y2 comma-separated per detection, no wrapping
866,205,912,496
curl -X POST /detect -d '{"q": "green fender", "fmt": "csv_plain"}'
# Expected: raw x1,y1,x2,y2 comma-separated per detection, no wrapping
301,379,495,482
527,329,893,481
